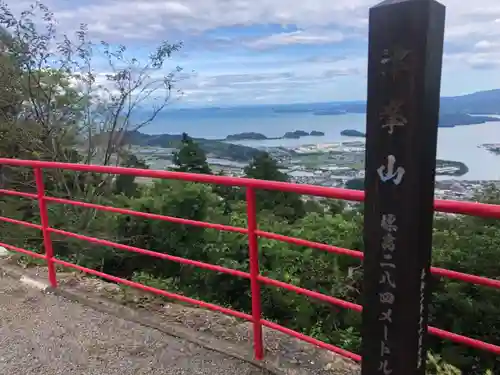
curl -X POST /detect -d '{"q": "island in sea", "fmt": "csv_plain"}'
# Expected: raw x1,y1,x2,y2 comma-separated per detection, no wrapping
224,130,325,141
482,144,500,155
341,129,366,137
225,132,269,141
283,130,310,139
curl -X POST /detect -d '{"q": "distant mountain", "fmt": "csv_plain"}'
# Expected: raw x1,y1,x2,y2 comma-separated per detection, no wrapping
314,109,346,116
438,113,498,127
440,89,500,115
307,89,500,127
270,102,366,115
273,89,500,118
339,113,498,134
132,89,500,136
150,89,500,122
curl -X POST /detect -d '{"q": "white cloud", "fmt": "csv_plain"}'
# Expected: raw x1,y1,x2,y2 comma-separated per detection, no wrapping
244,29,345,49
30,0,371,41
4,0,500,105
5,1,483,42
7,1,500,53
4,0,500,46
445,51,500,70
475,40,496,50
175,56,364,105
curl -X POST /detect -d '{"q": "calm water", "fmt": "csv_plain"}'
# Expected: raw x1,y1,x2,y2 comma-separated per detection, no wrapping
144,112,500,181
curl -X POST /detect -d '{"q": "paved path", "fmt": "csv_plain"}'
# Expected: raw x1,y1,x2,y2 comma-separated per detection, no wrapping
0,273,268,375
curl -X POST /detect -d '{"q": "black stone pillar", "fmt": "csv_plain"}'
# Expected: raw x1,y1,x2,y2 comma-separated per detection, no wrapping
361,1,446,374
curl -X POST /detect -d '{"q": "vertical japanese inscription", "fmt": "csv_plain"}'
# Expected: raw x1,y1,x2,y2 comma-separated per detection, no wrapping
378,214,398,375
417,269,426,369
378,155,405,185
374,40,409,375
362,1,445,375
380,100,407,134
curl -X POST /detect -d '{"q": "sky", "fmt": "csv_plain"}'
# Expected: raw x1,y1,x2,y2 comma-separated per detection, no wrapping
5,0,500,107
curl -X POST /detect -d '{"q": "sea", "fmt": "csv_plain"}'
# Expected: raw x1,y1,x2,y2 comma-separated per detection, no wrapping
141,109,500,181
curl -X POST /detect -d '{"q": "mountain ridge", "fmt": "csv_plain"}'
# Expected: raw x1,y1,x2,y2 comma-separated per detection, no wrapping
160,88,500,116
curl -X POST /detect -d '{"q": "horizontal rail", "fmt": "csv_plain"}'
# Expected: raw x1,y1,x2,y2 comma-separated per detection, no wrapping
259,275,363,312
2,213,498,293
53,258,253,321
261,319,362,362
0,188,38,199
1,199,499,291
430,266,500,289
262,274,500,356
2,159,500,219
257,230,364,259
0,242,46,259
49,228,251,279
0,215,43,230
434,199,500,219
1,199,499,290
257,230,500,290
45,196,248,234
428,327,500,356
0,158,365,200
260,271,500,355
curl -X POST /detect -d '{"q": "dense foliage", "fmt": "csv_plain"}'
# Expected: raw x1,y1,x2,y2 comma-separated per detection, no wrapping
0,3,499,374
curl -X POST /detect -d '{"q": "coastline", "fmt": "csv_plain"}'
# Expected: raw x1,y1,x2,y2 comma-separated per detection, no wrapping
131,112,500,197
132,141,495,202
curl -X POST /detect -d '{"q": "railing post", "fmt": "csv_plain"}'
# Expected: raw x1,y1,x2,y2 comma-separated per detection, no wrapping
34,167,57,288
246,187,264,360
361,1,445,374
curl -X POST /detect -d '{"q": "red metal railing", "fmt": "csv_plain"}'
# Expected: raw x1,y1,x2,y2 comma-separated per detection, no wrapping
1,158,500,362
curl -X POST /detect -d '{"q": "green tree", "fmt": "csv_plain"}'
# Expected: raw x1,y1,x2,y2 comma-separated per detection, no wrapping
172,133,212,174
345,178,364,191
0,0,183,262
0,1,183,172
326,199,347,215
114,180,224,278
211,170,239,214
244,152,305,222
0,26,20,121
114,154,149,197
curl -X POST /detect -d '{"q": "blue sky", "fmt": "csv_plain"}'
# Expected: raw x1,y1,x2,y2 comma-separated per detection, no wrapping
8,0,500,107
